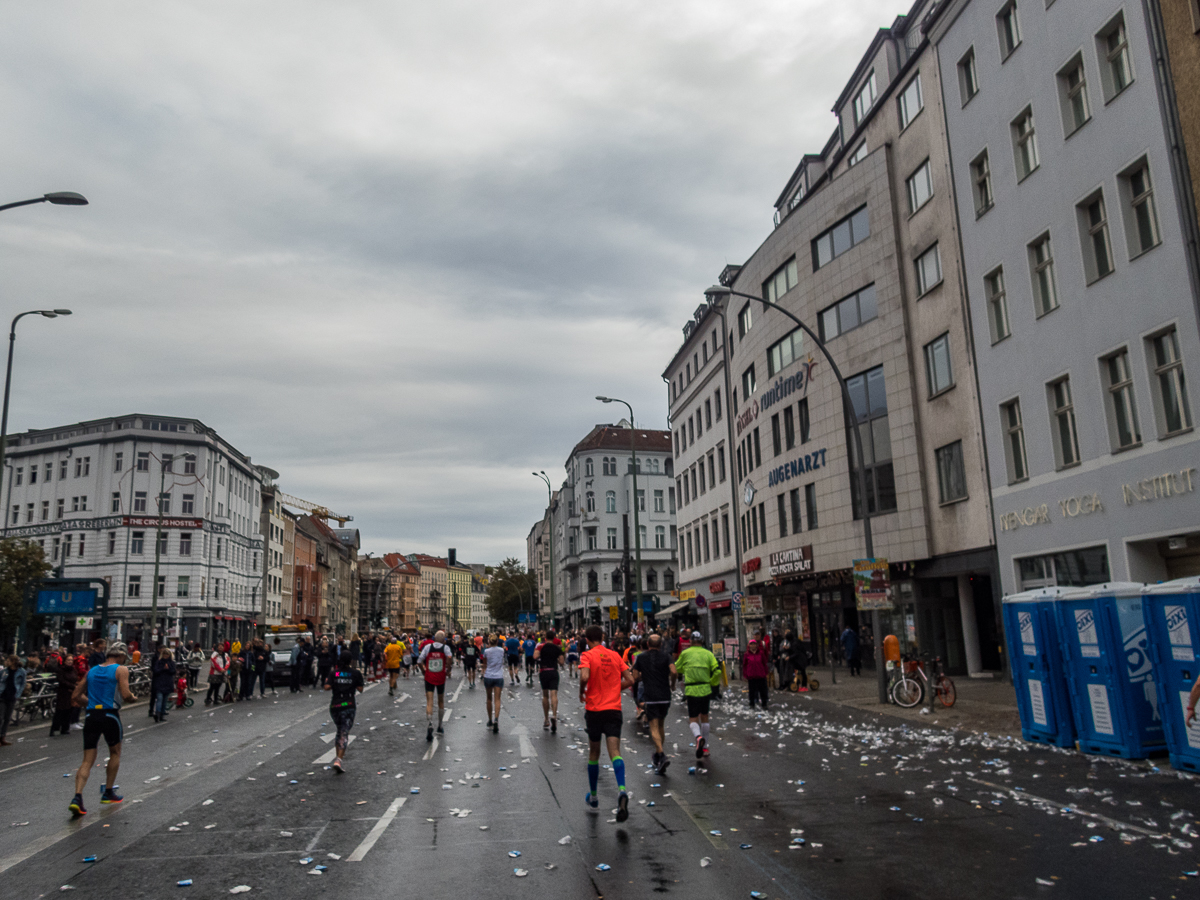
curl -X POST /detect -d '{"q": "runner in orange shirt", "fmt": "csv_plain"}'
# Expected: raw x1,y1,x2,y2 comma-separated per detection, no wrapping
578,624,635,822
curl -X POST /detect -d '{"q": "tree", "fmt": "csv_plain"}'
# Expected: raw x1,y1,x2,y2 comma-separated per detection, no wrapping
0,539,52,650
485,557,538,625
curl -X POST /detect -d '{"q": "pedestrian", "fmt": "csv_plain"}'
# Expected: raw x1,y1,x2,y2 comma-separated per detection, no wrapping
252,640,271,697
185,643,204,689
482,634,506,733
69,643,136,816
578,624,634,821
49,652,79,737
86,639,107,669
676,631,721,763
151,647,176,722
323,649,364,773
315,639,332,688
786,631,809,691
226,652,243,703
742,638,771,710
419,629,452,742
629,633,676,774
841,625,862,676
534,629,564,732
206,646,227,705
0,655,28,746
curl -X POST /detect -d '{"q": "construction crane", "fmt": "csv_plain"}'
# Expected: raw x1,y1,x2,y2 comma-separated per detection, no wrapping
277,492,354,527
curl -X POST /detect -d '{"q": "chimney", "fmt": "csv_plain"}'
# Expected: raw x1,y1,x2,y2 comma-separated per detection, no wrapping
448,548,457,567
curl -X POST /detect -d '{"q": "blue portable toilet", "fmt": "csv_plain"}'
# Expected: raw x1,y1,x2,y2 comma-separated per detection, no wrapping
1001,588,1075,748
1143,577,1200,773
1057,582,1164,758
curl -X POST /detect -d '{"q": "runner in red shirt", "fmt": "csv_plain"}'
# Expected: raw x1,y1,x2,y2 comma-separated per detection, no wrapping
578,624,635,822
418,630,453,742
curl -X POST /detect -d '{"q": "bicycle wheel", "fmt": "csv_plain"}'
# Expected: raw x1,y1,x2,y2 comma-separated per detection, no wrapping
891,675,923,708
183,697,194,708
937,676,956,708
807,678,820,692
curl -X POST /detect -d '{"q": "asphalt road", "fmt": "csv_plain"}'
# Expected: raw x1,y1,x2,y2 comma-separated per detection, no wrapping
1,671,1197,900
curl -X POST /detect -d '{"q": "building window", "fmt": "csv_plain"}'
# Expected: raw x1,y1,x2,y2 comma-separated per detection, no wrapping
1012,107,1038,181
1098,13,1133,101
28,466,36,485
1049,376,1081,468
1102,349,1141,450
1149,328,1193,436
935,441,968,504
136,452,150,472
655,525,665,549
798,398,811,444
997,1,1021,59
1120,160,1160,258
925,333,955,397
742,364,756,398
848,141,868,167
108,532,116,555
110,492,120,513
158,532,169,556
159,493,171,515
586,527,597,551
56,498,64,519
1001,399,1029,483
1078,192,1114,282
847,365,896,518
605,491,616,514
646,568,658,590
738,303,752,339
685,531,694,567
585,458,594,476
853,70,877,125
763,257,798,302
958,47,979,105
914,244,942,296
1057,54,1090,135
819,283,877,342
1029,234,1059,316
10,505,19,526
805,483,819,529
771,414,782,457
777,493,788,539
40,500,48,521
984,267,1011,343
184,453,196,475
970,150,993,217
180,532,193,556
664,570,675,591
812,206,869,270
897,73,923,129
181,493,194,514
637,489,646,511
705,399,712,429
714,389,721,420
906,159,933,214
789,487,802,534
13,467,21,486
586,491,595,513
1018,547,1110,591
162,454,173,473
177,576,190,598
59,459,67,479
128,575,141,598
783,406,796,451
606,527,617,550
134,491,147,513
114,452,123,472
131,531,145,554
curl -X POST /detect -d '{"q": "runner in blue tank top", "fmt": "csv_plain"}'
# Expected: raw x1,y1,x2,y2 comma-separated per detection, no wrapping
69,643,135,817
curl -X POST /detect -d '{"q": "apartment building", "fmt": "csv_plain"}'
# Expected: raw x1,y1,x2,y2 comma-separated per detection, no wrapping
258,474,287,627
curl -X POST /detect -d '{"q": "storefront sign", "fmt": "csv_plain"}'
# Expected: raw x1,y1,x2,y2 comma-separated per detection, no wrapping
736,400,759,437
709,599,731,610
723,638,740,662
742,478,756,506
709,580,726,593
853,558,892,611
743,594,763,615
1059,493,1103,518
769,545,813,577
679,589,697,601
76,616,94,629
759,358,818,411
767,449,828,488
1122,468,1196,506
741,557,761,575
123,516,204,529
998,504,1050,532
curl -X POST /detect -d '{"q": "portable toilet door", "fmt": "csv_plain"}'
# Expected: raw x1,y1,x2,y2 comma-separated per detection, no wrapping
1058,582,1164,758
1143,577,1200,773
1001,588,1075,748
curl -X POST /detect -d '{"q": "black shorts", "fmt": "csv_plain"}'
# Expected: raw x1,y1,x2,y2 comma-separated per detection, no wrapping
686,695,712,718
539,671,560,691
507,654,521,667
424,681,445,695
584,709,623,741
643,701,671,722
83,710,123,750
463,659,477,670
386,667,400,674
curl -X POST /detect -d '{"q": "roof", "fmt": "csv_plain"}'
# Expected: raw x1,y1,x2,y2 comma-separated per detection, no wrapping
382,553,421,575
570,423,672,459
334,528,360,549
408,553,449,569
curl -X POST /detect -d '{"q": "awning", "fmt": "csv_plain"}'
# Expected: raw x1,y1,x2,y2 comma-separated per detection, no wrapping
656,600,690,617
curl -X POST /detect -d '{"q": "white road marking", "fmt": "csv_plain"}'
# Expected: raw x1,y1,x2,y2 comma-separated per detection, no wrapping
313,735,356,765
966,777,1166,838
511,724,537,759
305,821,329,852
393,693,410,705
422,736,439,760
449,679,465,703
347,797,406,862
0,756,49,775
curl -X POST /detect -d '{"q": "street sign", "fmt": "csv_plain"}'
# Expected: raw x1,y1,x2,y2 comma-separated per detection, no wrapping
609,606,618,620
853,558,893,610
731,591,744,613
36,588,97,615
76,616,94,629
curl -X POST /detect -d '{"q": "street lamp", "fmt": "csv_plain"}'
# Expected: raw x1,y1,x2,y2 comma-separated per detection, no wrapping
596,396,644,630
1,310,74,523
0,191,89,213
703,284,886,703
533,470,555,625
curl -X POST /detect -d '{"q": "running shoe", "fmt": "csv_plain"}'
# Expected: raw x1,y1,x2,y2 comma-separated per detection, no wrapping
100,786,123,804
616,792,629,823
492,721,499,734
436,725,444,735
551,718,557,734
69,794,87,817
695,736,706,759
486,719,493,728
426,726,434,742
584,791,599,809
702,746,710,758
332,758,344,774
658,757,670,776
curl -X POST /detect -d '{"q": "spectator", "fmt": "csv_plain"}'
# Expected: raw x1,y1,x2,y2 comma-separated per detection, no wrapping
185,643,205,689
841,625,862,677
289,638,304,693
742,639,771,710
151,648,177,722
205,646,227,705
786,631,809,692
0,655,28,746
49,652,79,736
87,640,107,669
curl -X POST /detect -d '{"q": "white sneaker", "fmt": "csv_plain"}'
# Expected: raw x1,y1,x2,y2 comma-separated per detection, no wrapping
70,723,84,732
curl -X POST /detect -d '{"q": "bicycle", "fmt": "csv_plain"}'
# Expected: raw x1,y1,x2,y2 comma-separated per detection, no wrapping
890,655,955,709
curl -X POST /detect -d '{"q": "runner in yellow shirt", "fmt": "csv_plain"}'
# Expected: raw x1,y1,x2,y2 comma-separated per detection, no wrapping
384,636,404,696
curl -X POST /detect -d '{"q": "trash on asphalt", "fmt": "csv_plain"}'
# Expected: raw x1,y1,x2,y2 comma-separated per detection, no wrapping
177,880,193,887
740,843,753,849
508,851,521,857
298,857,313,865
700,858,712,867
595,864,611,871
82,856,97,863
280,831,292,837
327,853,341,860
229,888,251,895
1035,878,1054,886
513,868,528,877
558,835,571,845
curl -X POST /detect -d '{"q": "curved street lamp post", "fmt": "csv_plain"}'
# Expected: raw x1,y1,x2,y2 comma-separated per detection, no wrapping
596,396,644,631
703,285,886,703
533,471,555,626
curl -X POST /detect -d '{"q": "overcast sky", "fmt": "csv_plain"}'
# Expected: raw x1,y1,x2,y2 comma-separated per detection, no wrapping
0,1,902,564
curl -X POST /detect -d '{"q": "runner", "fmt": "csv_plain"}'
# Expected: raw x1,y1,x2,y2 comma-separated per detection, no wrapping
323,649,364,773
418,629,452,742
630,633,677,774
400,634,413,678
461,636,479,689
534,629,564,732
482,634,506,733
578,624,635,822
675,631,721,764
566,634,580,678
384,634,403,696
69,643,136,816
505,633,521,685
523,634,537,686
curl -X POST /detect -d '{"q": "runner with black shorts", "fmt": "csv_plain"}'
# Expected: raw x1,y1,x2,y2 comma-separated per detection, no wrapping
631,633,677,774
505,634,521,685
523,635,537,686
534,630,564,732
578,624,635,822
675,631,721,764
462,638,479,690
69,643,136,816
419,630,452,742
323,650,364,773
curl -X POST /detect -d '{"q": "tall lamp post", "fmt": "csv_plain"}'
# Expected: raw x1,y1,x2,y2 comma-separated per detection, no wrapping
596,396,644,630
533,471,555,626
703,285,886,704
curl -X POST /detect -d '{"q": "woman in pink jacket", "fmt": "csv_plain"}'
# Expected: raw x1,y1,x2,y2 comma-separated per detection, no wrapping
742,639,771,710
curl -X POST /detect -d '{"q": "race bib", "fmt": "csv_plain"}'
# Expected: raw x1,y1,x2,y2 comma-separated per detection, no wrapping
427,656,444,673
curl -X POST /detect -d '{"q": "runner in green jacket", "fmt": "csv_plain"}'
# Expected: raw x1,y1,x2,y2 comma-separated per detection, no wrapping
675,632,721,761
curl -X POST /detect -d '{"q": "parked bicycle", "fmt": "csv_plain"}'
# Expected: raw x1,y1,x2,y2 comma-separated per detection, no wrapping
890,654,956,708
